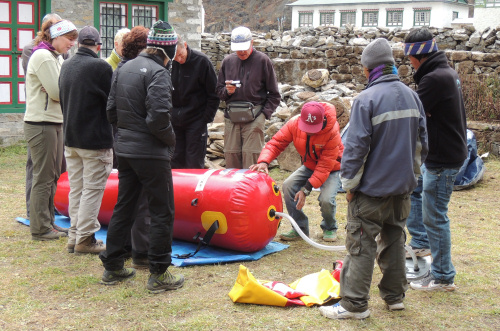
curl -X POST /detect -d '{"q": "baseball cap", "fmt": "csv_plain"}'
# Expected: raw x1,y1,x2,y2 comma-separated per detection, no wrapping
78,26,102,46
231,26,252,51
298,102,326,134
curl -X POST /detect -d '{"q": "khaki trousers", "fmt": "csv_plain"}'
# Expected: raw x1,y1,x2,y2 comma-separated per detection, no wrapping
339,192,410,312
65,147,113,244
224,114,265,169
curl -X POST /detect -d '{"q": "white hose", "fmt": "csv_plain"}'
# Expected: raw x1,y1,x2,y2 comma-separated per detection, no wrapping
275,212,346,251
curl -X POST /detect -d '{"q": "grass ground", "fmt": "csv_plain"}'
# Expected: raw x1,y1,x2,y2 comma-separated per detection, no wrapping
0,143,499,330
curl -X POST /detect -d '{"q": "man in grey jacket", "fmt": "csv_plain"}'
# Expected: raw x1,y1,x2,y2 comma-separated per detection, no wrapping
319,38,428,320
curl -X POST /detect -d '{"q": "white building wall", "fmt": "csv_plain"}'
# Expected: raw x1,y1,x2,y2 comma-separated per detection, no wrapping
473,7,500,31
291,2,469,31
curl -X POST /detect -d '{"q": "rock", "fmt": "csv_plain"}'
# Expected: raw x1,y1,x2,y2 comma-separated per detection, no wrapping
301,69,330,88
469,31,481,45
266,122,283,138
296,91,317,100
349,38,370,46
277,144,302,172
452,33,470,41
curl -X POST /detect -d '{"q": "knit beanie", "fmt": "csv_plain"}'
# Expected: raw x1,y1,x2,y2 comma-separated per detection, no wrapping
361,38,395,70
146,20,178,59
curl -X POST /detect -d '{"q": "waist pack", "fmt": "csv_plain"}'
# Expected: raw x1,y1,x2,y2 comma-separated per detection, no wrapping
227,101,262,123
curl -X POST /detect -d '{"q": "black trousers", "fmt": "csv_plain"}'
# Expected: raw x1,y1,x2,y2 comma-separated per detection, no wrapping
100,156,174,274
171,120,207,169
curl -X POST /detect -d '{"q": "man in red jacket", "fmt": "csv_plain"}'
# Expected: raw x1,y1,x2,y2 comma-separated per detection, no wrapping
250,101,344,241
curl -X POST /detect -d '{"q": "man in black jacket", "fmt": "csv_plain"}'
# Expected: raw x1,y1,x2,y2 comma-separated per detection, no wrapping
100,21,184,294
59,26,112,255
171,37,219,169
404,28,467,292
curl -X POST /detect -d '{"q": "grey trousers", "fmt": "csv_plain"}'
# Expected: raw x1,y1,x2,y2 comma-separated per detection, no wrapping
339,192,410,312
24,123,63,235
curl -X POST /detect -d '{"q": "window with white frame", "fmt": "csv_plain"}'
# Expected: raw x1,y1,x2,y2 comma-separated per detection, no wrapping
362,11,378,27
99,1,158,58
485,0,500,7
320,12,335,26
299,12,313,27
387,10,403,26
340,11,356,26
414,10,430,26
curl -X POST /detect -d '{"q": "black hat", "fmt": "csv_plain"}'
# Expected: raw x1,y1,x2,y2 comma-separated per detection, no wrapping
78,25,102,46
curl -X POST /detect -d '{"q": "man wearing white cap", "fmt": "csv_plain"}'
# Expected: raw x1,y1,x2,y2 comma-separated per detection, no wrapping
216,26,280,169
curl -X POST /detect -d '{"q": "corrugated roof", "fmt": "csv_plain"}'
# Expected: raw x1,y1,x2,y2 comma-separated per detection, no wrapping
287,0,468,6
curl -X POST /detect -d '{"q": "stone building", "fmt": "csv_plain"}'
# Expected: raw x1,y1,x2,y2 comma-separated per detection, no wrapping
0,0,203,146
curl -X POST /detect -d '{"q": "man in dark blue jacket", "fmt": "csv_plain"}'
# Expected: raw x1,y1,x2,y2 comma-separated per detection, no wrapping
171,37,219,169
100,21,184,294
405,28,467,292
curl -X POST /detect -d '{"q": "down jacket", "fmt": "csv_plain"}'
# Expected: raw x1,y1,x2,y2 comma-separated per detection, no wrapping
106,52,176,160
257,102,344,189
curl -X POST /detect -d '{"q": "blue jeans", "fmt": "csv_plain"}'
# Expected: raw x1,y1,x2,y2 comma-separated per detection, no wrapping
422,165,459,283
282,166,340,236
406,169,430,249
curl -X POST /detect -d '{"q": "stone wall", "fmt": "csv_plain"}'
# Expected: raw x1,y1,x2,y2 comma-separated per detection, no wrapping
202,25,500,88
168,0,203,50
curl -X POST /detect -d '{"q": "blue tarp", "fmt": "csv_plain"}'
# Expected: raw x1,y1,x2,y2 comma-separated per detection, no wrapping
453,129,485,190
16,215,289,267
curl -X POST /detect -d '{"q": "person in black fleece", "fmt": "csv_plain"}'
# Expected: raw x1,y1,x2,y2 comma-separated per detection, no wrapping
59,26,112,255
404,28,467,292
171,37,219,169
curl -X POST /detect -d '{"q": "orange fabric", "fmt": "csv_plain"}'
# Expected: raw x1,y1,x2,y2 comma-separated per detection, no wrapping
257,102,344,188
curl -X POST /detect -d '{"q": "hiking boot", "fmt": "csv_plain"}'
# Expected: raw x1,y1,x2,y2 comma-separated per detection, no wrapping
32,228,68,241
53,224,69,233
279,229,301,241
147,269,185,294
74,235,106,255
323,230,337,242
132,257,149,269
406,247,431,259
101,268,136,285
67,242,75,253
319,303,370,320
386,302,405,311
410,271,457,292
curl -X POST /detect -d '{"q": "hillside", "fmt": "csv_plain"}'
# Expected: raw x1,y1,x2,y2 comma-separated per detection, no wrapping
203,0,295,33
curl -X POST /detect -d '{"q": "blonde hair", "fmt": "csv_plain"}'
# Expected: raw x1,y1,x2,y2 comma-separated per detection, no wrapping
114,28,130,45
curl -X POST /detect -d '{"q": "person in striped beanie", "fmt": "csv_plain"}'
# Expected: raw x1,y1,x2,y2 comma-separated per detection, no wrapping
146,20,178,61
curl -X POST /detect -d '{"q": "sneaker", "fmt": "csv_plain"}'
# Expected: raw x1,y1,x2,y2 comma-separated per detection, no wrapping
147,269,185,294
132,257,149,269
101,268,136,285
279,229,301,241
319,303,370,320
386,302,405,311
74,235,106,255
410,272,456,292
53,224,69,233
323,230,337,242
406,247,431,259
32,228,68,241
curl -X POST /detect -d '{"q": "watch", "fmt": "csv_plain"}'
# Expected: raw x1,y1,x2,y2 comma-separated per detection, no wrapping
302,187,311,196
